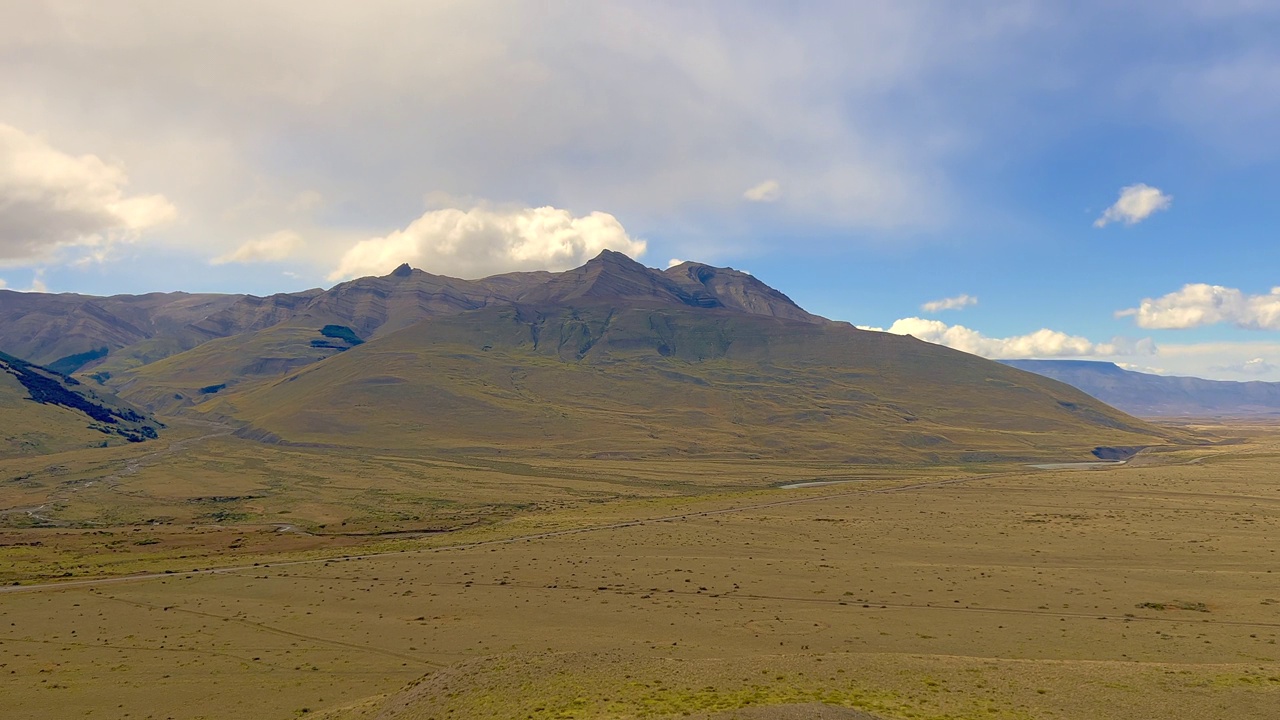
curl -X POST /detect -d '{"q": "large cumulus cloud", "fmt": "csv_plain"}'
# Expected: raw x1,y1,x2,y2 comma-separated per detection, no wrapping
0,124,175,265
329,205,646,280
1119,284,1280,330
865,317,1153,359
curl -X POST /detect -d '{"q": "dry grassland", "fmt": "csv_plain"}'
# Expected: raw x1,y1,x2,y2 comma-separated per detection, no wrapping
1,424,1278,719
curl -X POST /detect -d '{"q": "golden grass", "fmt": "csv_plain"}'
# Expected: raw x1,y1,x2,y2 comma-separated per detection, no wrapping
1,423,1277,719
0,371,139,457
203,305,1193,463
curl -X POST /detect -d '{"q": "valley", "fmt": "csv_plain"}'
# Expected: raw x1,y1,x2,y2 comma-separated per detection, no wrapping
2,421,1278,720
8,8,1279,719
0,255,1272,719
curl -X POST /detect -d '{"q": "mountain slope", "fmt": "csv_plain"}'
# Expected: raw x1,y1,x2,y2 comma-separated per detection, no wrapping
0,289,243,370
0,352,161,457
1,254,1198,463
208,303,1187,462
0,252,823,381
1001,359,1280,417
93,252,830,408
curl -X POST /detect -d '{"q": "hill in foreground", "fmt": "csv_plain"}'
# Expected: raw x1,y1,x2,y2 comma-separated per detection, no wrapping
1001,359,1280,418
0,351,161,457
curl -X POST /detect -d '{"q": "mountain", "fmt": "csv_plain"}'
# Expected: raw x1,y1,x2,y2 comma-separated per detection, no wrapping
0,289,243,371
1000,359,1280,418
199,289,1188,462
0,351,161,457
0,253,1196,461
81,252,831,409
191,251,819,340
0,252,819,383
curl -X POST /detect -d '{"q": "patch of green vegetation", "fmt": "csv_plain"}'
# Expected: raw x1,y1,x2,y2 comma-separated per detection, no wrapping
202,510,252,523
1208,673,1280,688
1136,601,1210,612
0,351,161,446
48,346,109,375
320,325,364,345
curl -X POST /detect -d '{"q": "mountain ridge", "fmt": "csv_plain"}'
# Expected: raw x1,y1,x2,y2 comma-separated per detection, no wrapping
199,302,1190,462
0,251,821,374
0,253,1200,462
1001,359,1280,417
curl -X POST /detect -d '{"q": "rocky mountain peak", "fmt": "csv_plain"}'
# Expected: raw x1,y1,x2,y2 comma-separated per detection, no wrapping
662,260,821,324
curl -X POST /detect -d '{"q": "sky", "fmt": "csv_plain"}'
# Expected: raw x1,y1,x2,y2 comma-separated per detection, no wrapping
2,1,1280,380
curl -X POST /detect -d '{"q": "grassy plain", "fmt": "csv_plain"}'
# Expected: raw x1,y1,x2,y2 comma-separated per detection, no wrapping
1,423,1278,719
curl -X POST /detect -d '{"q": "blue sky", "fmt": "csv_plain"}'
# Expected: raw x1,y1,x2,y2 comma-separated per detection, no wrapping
2,1,1280,379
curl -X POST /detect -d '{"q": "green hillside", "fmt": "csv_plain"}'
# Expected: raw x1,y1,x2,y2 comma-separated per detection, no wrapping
0,352,161,457
1,253,1197,463
97,324,358,415
205,304,1186,462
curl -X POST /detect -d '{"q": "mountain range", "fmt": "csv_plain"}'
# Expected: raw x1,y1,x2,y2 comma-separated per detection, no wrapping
1001,359,1280,418
0,251,1193,461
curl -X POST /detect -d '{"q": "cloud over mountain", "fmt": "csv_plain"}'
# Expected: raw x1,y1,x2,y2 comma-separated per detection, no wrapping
329,205,646,280
871,317,1150,359
0,124,176,265
212,230,305,265
1213,357,1276,375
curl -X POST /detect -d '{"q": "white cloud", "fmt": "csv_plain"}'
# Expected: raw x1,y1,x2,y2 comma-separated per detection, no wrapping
1118,283,1280,330
212,230,305,265
1093,183,1172,228
667,258,685,268
1115,362,1167,375
1153,341,1280,380
329,205,646,280
876,317,1151,359
921,293,977,313
0,124,176,266
1207,356,1277,377
1232,357,1275,375
855,321,1280,380
5,269,51,294
2,1,1020,277
743,180,782,203
0,278,6,289
2,4,1273,282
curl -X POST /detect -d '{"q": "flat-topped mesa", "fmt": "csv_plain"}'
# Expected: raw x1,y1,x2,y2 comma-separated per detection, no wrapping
1002,358,1280,417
